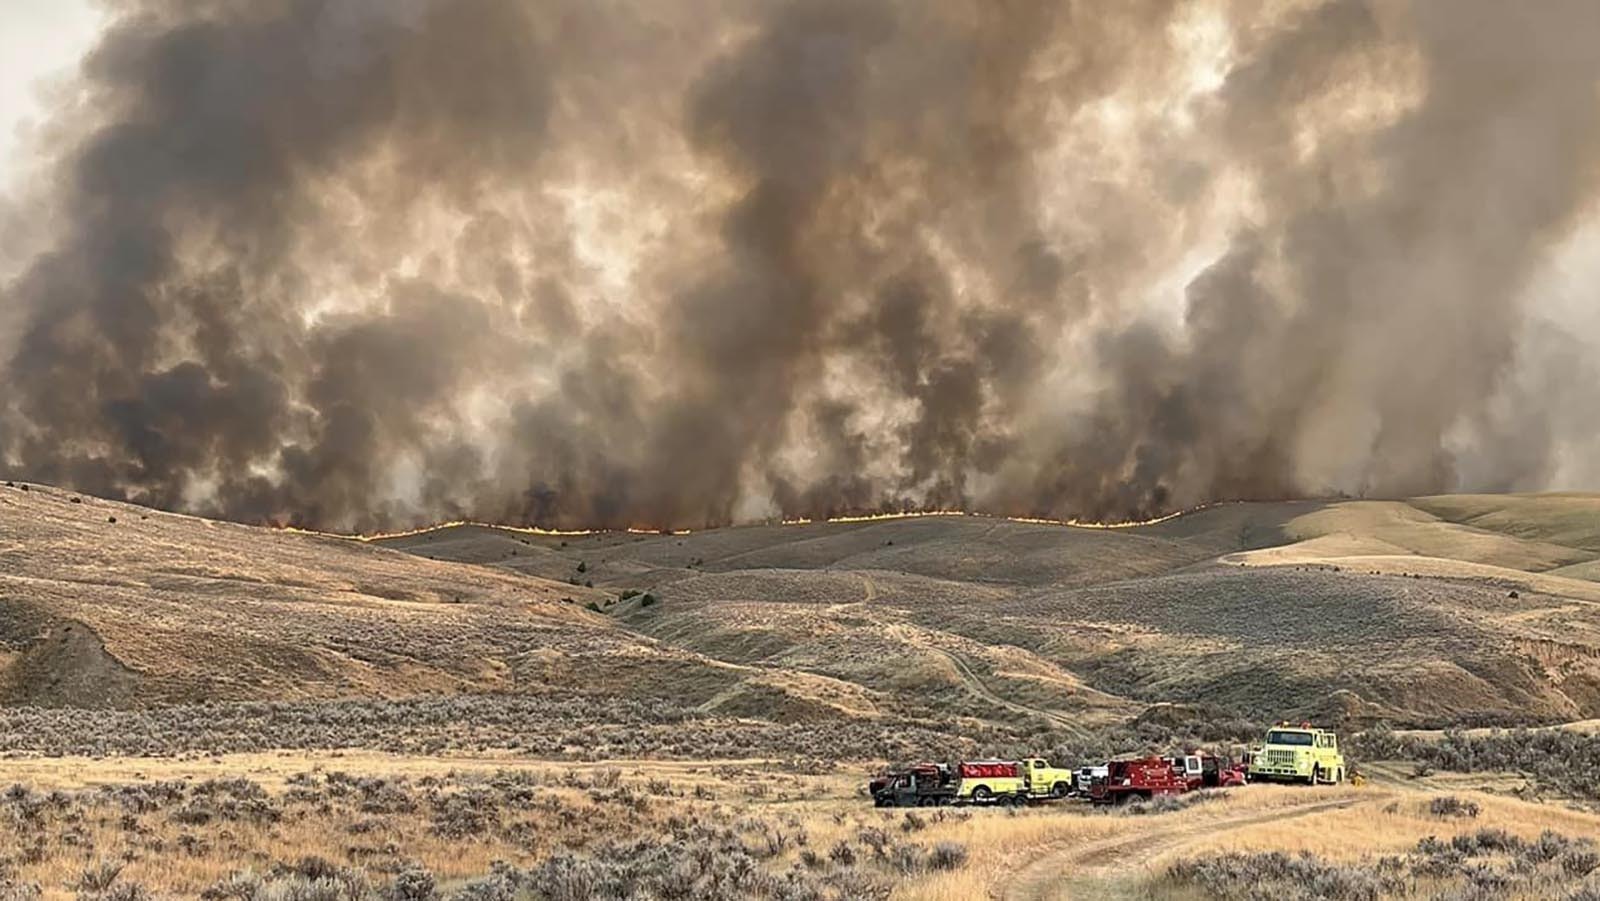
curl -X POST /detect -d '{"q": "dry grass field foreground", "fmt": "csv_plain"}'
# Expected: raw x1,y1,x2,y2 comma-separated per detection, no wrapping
0,752,1597,901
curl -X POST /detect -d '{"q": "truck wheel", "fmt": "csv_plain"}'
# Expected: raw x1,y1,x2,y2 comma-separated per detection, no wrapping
972,786,992,803
1334,767,1345,784
1309,765,1322,786
1051,782,1069,798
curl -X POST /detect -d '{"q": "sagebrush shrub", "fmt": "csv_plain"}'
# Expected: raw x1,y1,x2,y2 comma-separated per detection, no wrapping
84,884,153,901
926,842,968,872
1353,726,1600,801
385,866,437,901
200,871,263,901
73,862,125,893
1563,850,1600,879
1429,796,1480,819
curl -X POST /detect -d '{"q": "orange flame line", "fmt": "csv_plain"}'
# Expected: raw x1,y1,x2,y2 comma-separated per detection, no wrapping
276,504,1216,544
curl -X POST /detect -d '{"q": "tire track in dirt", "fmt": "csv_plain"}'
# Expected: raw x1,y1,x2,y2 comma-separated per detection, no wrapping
933,648,1091,739
1001,794,1367,901
1355,760,1466,793
1356,760,1419,789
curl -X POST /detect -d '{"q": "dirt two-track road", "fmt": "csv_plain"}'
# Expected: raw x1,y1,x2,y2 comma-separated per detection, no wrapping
1000,793,1367,900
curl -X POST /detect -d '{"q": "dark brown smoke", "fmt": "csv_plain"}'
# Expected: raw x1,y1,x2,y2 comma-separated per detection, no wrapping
2,0,1598,531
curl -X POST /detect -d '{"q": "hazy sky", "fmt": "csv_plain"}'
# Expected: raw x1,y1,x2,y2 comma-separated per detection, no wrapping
0,0,104,185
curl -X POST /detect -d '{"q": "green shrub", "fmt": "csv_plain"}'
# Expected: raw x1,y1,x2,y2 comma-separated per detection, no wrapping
1353,726,1600,800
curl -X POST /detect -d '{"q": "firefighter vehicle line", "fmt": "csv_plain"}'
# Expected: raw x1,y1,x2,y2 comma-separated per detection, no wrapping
867,722,1351,808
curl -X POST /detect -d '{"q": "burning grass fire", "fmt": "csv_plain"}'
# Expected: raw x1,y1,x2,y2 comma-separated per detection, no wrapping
276,504,1219,544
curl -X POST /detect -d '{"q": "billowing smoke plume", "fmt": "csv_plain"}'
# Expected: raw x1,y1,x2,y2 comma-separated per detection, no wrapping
2,0,1598,531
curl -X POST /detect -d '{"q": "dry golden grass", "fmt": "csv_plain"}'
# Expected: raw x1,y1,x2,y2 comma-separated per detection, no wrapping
1140,788,1600,901
894,787,1366,901
0,483,629,706
3,749,1599,899
1195,788,1600,862
1410,494,1600,554
892,782,1600,901
1226,541,1600,604
1280,500,1598,573
0,750,777,791
0,753,878,899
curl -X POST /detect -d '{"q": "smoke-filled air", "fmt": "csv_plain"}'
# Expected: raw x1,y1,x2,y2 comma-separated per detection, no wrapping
1,0,1598,532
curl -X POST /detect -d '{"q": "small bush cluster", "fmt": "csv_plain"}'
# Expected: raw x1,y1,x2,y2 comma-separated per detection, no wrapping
1119,790,1228,817
196,857,369,901
1353,724,1600,800
0,767,968,901
1428,796,1481,819
0,696,976,762
1169,828,1600,900
518,834,885,900
1169,851,1397,900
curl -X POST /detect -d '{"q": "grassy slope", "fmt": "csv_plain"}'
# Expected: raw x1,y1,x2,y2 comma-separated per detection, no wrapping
1410,493,1600,554
8,483,1600,733
388,496,1600,730
0,483,783,714
1279,499,1597,572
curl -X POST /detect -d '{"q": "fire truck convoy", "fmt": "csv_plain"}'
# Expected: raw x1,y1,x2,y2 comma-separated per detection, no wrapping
869,723,1347,808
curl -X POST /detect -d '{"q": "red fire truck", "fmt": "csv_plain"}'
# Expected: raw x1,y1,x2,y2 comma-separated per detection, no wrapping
1088,753,1245,805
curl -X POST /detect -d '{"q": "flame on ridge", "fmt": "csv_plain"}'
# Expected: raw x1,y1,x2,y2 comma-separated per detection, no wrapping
276,504,1216,544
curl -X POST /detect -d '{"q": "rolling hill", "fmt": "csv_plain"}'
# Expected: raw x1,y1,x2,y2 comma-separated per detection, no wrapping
4,481,1600,758
382,495,1600,730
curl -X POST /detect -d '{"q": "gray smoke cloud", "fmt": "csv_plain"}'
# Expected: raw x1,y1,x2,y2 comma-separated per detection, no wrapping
1,0,1597,531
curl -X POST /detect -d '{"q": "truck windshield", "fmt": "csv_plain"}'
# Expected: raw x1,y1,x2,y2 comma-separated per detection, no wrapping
1266,731,1315,746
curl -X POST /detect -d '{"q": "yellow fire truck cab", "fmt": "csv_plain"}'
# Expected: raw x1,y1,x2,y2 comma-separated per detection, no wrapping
1246,722,1346,785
